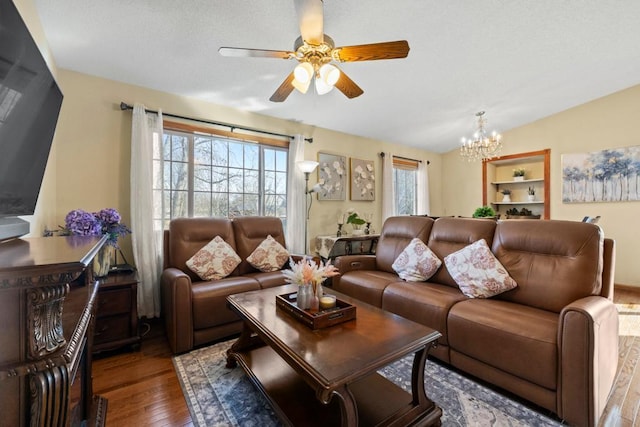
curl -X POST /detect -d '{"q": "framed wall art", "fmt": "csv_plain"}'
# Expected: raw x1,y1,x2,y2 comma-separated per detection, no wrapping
350,158,375,201
317,152,347,200
562,145,640,203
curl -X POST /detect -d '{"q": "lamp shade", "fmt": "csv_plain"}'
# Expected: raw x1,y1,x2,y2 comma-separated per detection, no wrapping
297,160,319,173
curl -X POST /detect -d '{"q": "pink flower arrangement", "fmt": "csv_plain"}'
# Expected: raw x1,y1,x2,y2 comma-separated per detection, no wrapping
282,257,339,293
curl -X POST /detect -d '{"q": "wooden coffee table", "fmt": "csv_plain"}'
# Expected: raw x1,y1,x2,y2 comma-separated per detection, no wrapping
226,284,442,427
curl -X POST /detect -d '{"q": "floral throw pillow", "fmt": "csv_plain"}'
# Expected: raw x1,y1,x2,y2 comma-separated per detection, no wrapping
444,239,517,298
392,238,442,282
246,235,290,272
186,236,241,281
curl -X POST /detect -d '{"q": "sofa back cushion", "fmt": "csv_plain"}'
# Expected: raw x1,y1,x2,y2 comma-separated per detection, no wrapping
492,220,603,313
167,217,236,282
376,216,434,273
427,217,498,288
232,216,287,275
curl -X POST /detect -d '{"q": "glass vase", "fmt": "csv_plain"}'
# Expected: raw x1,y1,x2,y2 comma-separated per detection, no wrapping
296,284,311,310
93,244,113,278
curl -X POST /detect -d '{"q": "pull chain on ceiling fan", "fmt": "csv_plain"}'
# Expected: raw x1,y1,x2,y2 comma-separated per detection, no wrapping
218,0,410,102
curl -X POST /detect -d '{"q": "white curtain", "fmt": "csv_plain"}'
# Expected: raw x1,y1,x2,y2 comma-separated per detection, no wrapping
417,161,431,215
381,152,395,221
286,135,305,254
130,103,163,318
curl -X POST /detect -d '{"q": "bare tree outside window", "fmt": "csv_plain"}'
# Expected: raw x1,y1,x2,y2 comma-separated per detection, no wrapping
154,129,288,228
394,167,417,215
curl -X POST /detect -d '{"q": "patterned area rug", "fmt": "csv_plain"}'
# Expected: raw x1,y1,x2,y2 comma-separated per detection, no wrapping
173,340,563,427
617,303,640,337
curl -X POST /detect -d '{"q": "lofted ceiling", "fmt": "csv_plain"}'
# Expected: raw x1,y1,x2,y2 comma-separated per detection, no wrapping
33,0,640,153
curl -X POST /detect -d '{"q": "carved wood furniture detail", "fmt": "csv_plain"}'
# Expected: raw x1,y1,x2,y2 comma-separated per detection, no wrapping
0,235,107,427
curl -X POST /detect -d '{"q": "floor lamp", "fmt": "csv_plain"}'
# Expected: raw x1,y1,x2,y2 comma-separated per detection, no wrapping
297,160,319,254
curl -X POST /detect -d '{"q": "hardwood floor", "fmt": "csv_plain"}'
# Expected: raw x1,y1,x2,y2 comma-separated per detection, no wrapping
93,286,640,427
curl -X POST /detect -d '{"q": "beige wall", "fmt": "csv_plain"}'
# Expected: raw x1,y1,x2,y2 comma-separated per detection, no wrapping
441,85,640,287
48,70,441,262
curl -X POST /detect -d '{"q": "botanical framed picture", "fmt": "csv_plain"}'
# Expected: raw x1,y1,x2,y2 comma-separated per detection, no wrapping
562,145,640,203
317,152,347,200
350,158,375,201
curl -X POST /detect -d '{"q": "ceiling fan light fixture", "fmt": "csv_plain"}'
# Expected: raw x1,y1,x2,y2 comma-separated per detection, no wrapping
314,75,334,95
293,62,313,84
292,78,311,94
319,63,340,86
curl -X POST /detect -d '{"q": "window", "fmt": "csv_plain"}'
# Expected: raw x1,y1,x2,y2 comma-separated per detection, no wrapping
393,157,419,215
153,123,288,229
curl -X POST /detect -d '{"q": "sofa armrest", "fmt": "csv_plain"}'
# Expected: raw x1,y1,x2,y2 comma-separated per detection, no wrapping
161,267,195,354
558,296,619,426
334,254,377,274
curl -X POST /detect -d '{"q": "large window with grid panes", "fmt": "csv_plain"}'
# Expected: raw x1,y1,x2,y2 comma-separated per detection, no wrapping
154,122,288,229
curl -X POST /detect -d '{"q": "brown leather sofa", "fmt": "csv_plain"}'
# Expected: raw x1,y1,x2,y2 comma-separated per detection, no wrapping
161,216,296,354
333,216,618,427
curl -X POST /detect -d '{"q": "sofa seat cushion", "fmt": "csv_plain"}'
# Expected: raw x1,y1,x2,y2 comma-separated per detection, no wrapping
245,270,287,289
191,277,260,330
382,281,467,346
448,299,558,390
333,270,399,307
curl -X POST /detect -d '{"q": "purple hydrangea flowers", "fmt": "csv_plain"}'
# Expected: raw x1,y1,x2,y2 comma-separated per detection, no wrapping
64,208,131,247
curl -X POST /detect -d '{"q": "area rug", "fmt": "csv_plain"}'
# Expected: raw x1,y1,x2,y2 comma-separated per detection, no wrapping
173,340,563,427
617,303,640,337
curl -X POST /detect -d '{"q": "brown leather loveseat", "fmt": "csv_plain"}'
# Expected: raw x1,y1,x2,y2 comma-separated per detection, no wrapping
161,216,297,354
333,216,618,426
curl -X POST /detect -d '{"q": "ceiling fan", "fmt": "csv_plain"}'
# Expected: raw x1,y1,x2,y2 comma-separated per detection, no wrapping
218,0,410,102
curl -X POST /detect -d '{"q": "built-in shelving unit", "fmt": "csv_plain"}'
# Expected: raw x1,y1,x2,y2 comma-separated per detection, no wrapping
483,149,551,219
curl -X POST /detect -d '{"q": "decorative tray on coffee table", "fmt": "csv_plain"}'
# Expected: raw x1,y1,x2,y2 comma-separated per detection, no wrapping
276,292,356,330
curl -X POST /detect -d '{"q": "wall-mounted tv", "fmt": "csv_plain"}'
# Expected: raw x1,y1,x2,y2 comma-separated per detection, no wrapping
0,0,63,240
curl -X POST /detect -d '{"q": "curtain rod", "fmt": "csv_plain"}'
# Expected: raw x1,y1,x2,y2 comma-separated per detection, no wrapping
379,152,430,165
119,102,304,141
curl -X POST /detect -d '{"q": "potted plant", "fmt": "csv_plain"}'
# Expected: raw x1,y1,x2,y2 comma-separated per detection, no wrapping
527,186,535,202
501,189,512,202
513,168,525,181
472,206,497,219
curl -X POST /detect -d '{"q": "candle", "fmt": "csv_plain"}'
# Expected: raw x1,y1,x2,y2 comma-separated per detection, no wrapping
319,295,336,309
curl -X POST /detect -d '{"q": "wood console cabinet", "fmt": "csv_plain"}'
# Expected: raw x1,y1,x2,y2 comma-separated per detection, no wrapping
0,235,107,427
94,272,140,353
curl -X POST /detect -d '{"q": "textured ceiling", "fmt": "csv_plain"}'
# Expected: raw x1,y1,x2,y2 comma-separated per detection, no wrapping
33,0,640,153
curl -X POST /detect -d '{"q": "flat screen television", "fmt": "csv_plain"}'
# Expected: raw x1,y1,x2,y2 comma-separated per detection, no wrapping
0,0,63,240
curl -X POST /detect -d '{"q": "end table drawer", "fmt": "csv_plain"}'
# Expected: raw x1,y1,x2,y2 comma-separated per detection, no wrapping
94,314,131,344
97,288,131,316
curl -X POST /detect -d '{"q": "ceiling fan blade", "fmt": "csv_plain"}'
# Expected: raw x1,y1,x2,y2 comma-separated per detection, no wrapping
219,47,293,59
269,72,296,102
294,0,324,45
334,69,364,99
334,40,410,62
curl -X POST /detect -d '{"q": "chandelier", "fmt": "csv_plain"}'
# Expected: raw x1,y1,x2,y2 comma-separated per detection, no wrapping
459,111,503,161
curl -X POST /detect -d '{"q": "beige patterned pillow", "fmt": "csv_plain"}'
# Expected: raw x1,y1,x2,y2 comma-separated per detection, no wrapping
246,235,289,272
444,239,517,298
186,236,241,280
392,238,442,281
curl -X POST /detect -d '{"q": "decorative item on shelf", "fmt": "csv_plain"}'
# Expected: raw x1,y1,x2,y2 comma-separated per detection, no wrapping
345,208,366,235
501,189,512,202
527,186,536,202
459,111,503,162
506,207,541,219
472,206,497,219
513,168,526,181
62,208,132,277
282,257,339,313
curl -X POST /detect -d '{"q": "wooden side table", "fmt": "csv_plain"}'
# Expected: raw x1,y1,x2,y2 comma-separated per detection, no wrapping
94,271,140,353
